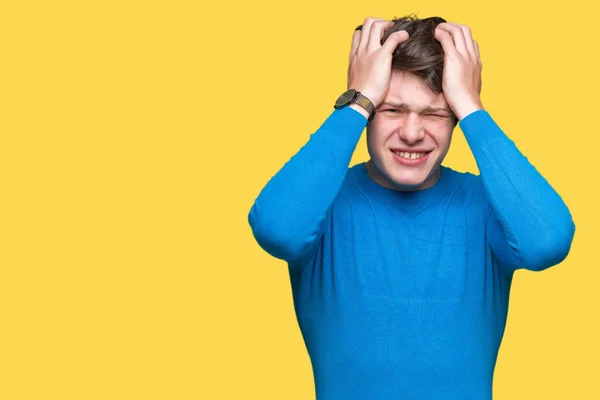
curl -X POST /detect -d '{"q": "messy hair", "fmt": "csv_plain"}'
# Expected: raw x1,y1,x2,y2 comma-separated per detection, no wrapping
382,14,447,94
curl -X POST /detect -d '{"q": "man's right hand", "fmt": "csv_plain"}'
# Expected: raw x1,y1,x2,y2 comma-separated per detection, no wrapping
348,18,409,108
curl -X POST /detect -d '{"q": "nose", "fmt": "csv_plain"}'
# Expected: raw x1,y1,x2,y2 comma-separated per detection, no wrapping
398,113,425,144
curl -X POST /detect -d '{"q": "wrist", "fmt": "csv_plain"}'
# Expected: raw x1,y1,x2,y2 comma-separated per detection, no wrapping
454,99,484,121
349,103,370,120
336,87,377,122
351,88,379,108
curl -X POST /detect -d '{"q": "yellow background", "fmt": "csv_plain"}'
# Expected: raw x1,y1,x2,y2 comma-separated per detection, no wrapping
1,0,597,399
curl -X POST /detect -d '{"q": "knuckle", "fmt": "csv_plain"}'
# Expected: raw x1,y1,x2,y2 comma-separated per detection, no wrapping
364,17,383,25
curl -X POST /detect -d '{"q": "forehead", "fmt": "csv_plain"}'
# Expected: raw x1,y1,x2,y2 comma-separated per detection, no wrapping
384,70,448,108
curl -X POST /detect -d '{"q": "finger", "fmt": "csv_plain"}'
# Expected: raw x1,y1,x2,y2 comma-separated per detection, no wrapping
457,24,477,60
437,23,468,56
357,17,380,54
434,27,457,57
350,29,361,59
381,29,409,55
367,20,392,52
474,40,481,67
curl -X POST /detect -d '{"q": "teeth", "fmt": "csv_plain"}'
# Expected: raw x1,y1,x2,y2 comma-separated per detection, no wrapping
394,151,426,159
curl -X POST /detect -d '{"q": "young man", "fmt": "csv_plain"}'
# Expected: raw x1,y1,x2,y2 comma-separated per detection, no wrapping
248,15,575,400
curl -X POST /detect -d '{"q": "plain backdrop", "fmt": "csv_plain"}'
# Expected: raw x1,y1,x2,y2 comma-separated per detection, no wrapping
1,0,597,399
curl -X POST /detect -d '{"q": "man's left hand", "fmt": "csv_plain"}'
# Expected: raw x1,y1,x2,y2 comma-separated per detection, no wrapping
434,22,483,120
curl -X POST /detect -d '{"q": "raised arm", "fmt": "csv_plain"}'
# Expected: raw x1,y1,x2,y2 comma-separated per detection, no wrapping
435,22,575,272
248,18,410,265
461,110,575,271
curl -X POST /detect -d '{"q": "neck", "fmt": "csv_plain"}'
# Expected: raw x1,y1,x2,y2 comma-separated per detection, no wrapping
366,159,441,192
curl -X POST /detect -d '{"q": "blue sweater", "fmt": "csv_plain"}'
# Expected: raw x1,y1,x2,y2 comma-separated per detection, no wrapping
248,106,575,399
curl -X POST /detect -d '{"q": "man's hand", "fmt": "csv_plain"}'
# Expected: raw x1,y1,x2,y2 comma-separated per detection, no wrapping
348,18,409,108
434,23,484,120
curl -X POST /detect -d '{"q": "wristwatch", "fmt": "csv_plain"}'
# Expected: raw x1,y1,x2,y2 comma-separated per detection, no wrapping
334,89,376,122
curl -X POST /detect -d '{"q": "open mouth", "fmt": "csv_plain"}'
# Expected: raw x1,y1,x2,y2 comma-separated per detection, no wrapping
391,150,432,160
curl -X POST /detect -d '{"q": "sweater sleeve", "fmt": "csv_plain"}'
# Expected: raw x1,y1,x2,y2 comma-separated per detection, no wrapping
248,106,368,265
459,110,576,272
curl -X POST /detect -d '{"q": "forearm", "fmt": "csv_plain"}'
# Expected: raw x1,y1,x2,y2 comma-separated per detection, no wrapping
248,106,367,262
460,110,575,270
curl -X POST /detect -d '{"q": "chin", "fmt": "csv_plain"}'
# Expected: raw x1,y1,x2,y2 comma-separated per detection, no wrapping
384,163,434,190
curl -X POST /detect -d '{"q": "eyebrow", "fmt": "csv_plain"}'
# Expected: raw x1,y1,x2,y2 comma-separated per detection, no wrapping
378,101,452,114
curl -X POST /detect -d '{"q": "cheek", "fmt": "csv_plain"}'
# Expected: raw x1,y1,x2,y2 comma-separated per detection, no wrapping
366,126,390,148
368,121,399,141
423,121,453,146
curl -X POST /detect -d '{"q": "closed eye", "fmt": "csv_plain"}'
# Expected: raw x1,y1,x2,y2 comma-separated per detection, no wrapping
381,109,450,119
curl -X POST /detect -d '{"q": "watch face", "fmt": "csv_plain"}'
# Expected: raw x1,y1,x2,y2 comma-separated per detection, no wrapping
335,89,356,107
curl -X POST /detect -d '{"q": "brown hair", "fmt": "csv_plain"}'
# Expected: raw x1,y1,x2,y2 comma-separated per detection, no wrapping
381,14,447,94
378,14,457,123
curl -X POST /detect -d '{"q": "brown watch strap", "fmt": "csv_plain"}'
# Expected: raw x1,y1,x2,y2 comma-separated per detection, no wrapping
353,92,376,121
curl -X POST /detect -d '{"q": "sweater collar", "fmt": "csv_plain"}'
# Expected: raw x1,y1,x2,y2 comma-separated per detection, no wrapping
354,161,457,207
